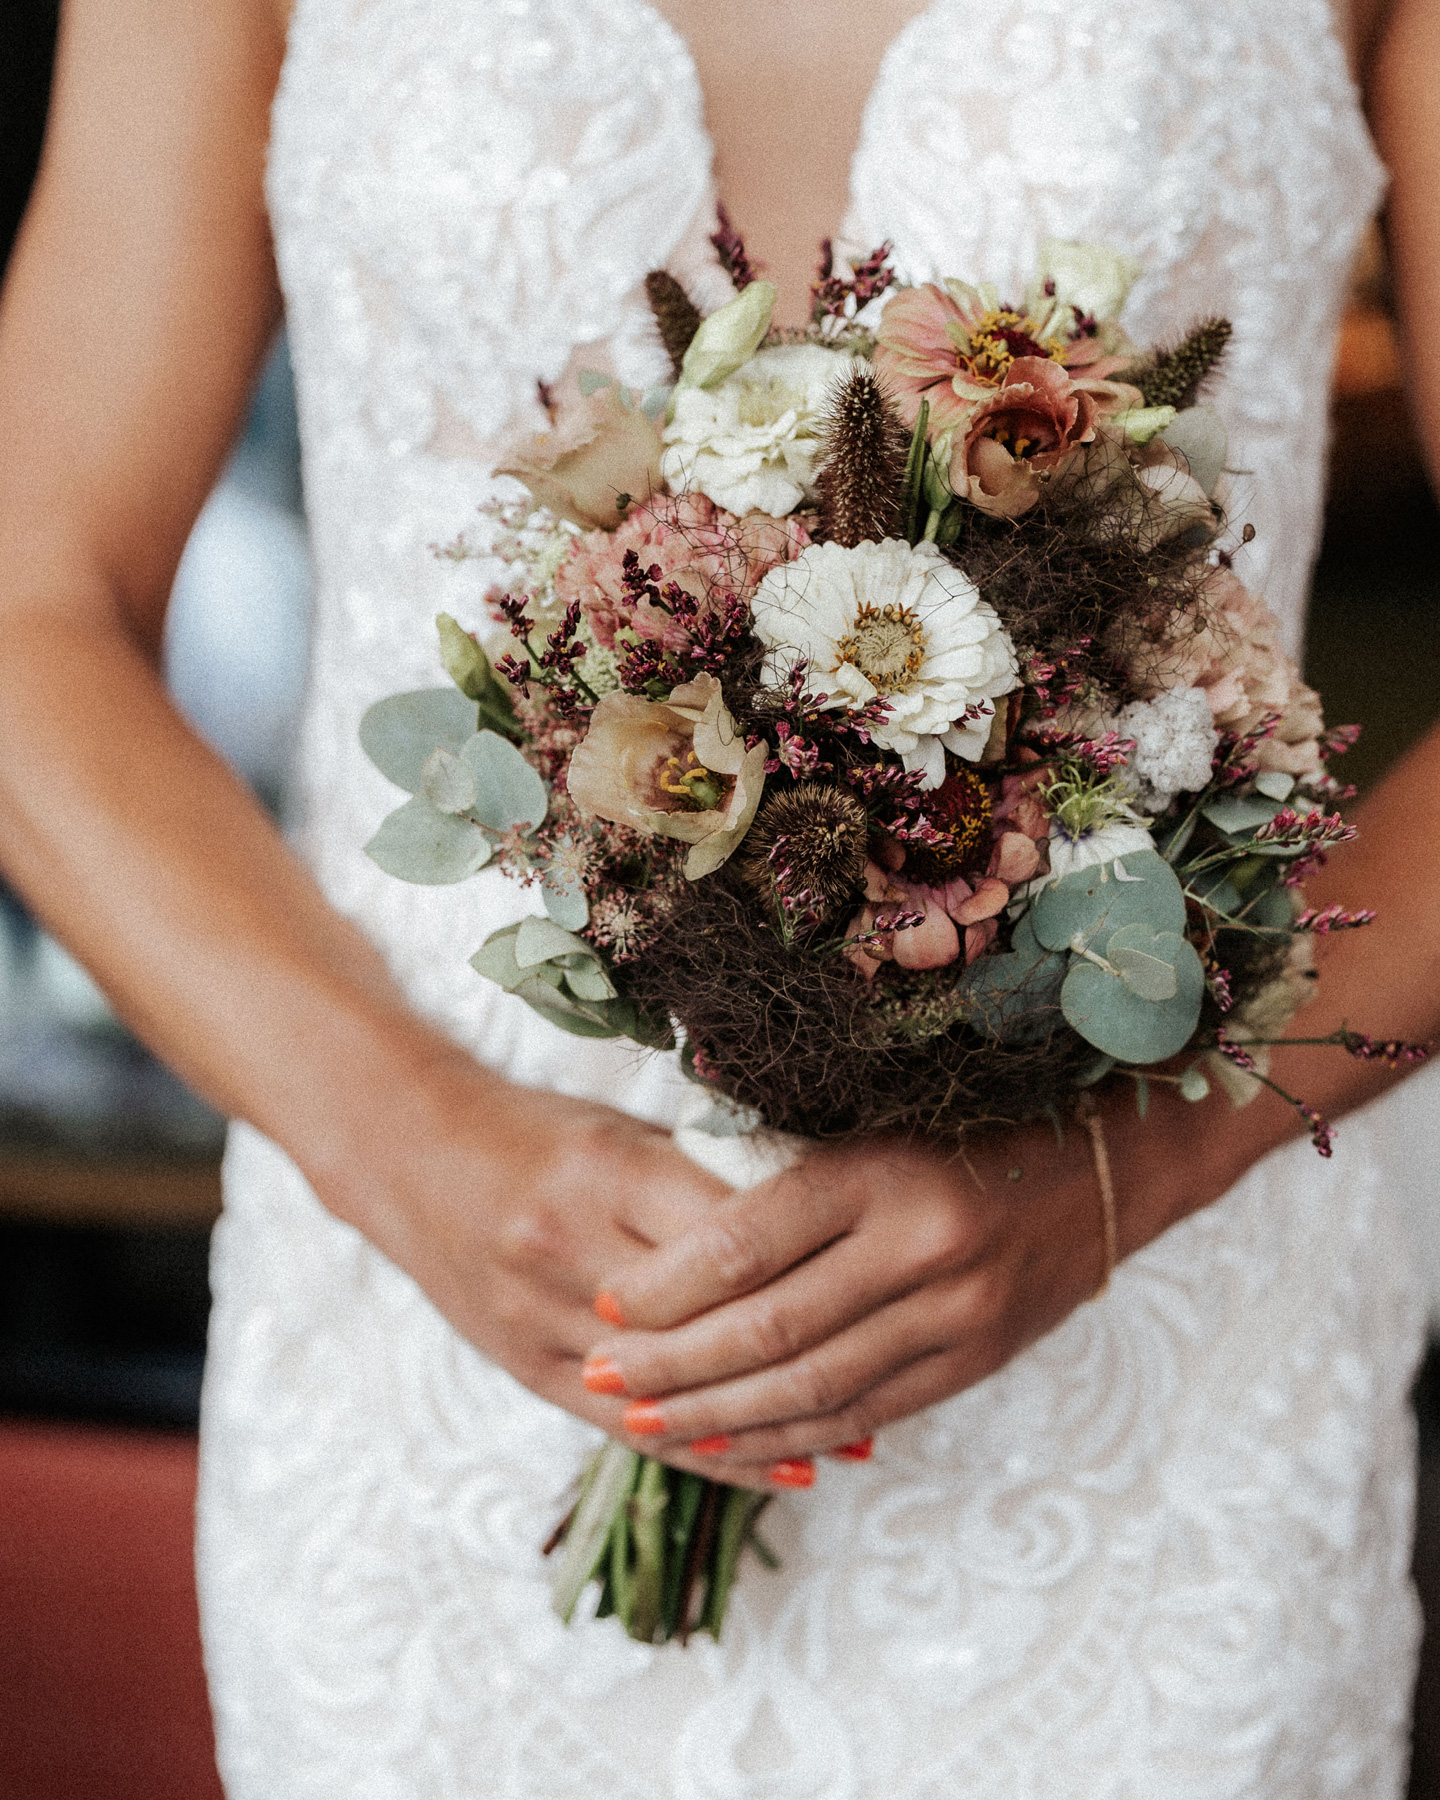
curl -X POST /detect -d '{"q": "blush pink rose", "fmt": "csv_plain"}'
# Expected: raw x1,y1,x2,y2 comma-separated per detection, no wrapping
554,493,809,651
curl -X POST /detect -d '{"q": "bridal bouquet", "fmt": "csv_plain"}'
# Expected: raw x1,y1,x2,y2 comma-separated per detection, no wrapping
358,224,1420,1643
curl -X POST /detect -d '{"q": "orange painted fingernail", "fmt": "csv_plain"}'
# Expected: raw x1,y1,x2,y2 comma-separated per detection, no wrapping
689,1435,732,1455
594,1291,626,1328
623,1400,666,1435
830,1438,874,1462
581,1356,628,1396
769,1459,815,1488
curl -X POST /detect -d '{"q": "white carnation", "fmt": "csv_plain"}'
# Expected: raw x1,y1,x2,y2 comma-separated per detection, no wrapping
749,539,1020,789
1116,686,1220,812
661,344,856,518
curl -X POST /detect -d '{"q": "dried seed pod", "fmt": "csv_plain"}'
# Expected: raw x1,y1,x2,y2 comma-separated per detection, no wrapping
644,270,703,381
738,782,870,920
815,368,910,548
1131,318,1233,411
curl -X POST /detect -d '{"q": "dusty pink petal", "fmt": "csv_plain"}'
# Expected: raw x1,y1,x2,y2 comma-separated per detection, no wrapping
964,918,1000,963
875,837,907,874
948,877,1009,927
862,858,897,902
990,831,1041,884
891,898,961,971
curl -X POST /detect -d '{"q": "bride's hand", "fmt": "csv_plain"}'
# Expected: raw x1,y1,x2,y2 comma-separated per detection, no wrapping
323,1058,820,1489
578,1085,1245,1469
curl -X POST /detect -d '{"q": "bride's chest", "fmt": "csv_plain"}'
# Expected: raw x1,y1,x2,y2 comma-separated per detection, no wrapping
267,0,1379,447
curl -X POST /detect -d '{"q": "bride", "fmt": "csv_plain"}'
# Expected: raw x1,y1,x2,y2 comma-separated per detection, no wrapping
2,0,1438,1791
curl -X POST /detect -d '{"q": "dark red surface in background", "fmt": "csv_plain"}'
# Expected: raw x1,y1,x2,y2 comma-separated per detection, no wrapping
0,1421,223,1800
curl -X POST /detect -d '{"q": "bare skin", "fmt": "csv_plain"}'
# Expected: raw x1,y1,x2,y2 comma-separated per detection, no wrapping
0,0,1436,1493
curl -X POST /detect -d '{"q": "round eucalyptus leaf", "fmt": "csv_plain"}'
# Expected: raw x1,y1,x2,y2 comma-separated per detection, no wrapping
1106,922,1182,1002
1253,769,1295,802
1200,792,1284,838
359,688,479,792
962,913,1069,1043
1061,931,1204,1063
470,927,527,994
420,747,478,815
1031,851,1186,954
364,795,493,885
542,875,590,932
1247,883,1299,932
462,731,549,834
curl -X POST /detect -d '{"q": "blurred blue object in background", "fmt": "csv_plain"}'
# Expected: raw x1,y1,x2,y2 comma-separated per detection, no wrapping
165,336,312,812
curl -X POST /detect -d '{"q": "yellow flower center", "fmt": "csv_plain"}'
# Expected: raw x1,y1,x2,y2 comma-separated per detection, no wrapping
951,308,1068,383
836,603,928,695
660,748,724,810
734,374,807,430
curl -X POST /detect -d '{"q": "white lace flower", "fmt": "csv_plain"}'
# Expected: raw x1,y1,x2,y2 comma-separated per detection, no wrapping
661,344,856,518
750,539,1020,788
1116,686,1220,811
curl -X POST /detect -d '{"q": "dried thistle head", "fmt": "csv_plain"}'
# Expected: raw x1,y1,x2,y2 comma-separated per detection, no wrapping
1129,317,1233,411
738,781,870,920
902,766,995,881
815,368,910,548
643,270,702,381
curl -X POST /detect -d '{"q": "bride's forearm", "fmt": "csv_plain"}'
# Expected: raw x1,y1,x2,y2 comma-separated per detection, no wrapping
0,594,493,1212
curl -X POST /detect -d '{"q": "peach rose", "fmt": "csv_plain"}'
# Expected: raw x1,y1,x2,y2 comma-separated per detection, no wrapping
496,382,664,532
1130,566,1325,775
565,673,766,879
845,858,1013,979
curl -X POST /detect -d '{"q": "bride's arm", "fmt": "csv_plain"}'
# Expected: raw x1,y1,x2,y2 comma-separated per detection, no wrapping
0,0,800,1489
573,0,1440,1461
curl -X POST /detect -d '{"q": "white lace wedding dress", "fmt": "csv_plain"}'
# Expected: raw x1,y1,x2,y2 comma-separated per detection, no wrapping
196,2,1431,1794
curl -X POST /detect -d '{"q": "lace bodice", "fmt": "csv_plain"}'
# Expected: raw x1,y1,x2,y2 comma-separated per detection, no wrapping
195,5,1426,1797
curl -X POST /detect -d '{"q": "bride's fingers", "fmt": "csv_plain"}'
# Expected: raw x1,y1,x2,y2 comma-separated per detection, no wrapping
671,1348,977,1467
583,1228,945,1399
600,1275,1004,1448
598,1164,863,1329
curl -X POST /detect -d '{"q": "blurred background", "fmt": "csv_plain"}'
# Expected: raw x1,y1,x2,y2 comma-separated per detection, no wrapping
2,5,1439,1796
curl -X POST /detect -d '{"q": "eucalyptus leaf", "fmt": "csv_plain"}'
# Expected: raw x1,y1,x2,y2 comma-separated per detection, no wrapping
514,914,593,970
962,913,1069,1043
359,688,479,793
462,731,549,834
1101,921,1180,1008
1201,792,1284,837
1247,883,1299,932
364,795,493,885
420,748,478,815
542,875,590,932
1031,852,1186,955
1254,769,1295,802
1061,930,1204,1063
469,927,528,993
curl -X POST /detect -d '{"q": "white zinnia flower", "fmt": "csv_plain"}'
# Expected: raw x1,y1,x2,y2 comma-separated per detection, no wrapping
749,539,1020,788
661,344,856,518
1116,686,1220,812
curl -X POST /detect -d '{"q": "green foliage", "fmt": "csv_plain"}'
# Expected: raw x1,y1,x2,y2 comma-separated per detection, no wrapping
362,720,550,887
960,914,1068,1043
363,794,493,885
1022,853,1204,1063
462,731,547,833
435,613,523,741
470,920,673,1047
1062,925,1205,1062
359,687,478,793
1031,851,1187,954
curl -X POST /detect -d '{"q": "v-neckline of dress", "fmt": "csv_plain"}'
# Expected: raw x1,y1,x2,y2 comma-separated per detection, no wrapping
630,0,950,258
